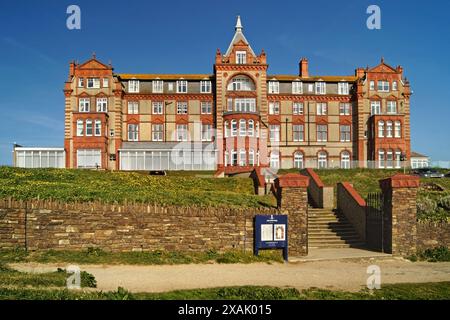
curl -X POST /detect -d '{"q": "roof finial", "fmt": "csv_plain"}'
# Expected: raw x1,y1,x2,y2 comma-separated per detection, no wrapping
92,52,96,59
235,15,243,31
381,56,384,64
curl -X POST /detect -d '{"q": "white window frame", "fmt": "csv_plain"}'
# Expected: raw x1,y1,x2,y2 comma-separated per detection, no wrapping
200,80,212,93
269,102,280,115
76,120,84,136
378,80,390,92
387,101,397,114
392,81,398,91
152,80,164,93
293,124,304,142
176,80,188,93
201,101,212,114
395,121,401,138
293,102,304,115
317,124,327,142
128,80,140,93
239,149,247,166
239,119,246,137
78,78,84,88
87,78,100,89
79,98,90,112
231,149,238,166
371,101,381,115
96,98,108,112
236,51,247,64
269,125,280,142
152,101,163,114
339,103,351,115
177,102,188,114
176,124,188,142
294,152,304,169
386,121,393,138
370,80,375,91
77,149,101,169
292,81,303,94
224,121,229,138
316,103,327,115
85,119,93,136
378,121,385,138
152,124,164,141
249,149,255,166
315,82,326,95
341,151,351,169
128,101,139,114
248,120,254,136
102,78,109,88
338,82,349,95
201,124,213,141
340,125,351,142
231,120,237,137
128,124,139,141
94,120,102,136
270,152,280,169
318,152,328,169
268,81,279,94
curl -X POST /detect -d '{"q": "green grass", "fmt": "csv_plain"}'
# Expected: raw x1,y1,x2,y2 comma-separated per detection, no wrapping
0,167,275,208
0,264,97,288
0,248,284,265
0,282,449,300
408,247,450,262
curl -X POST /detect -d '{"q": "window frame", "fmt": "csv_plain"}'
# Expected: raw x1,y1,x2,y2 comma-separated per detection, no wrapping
152,80,164,93
96,97,108,112
236,51,247,64
152,124,164,142
315,82,326,95
127,124,139,141
176,80,188,93
128,80,140,93
128,101,139,114
200,80,212,93
293,102,304,115
176,101,188,114
292,81,303,94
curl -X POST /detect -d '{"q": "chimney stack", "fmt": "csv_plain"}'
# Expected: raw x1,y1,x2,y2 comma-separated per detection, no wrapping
69,61,76,78
299,58,309,78
355,67,365,79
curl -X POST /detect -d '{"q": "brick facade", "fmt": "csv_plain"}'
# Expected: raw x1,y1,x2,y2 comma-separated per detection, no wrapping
61,17,411,172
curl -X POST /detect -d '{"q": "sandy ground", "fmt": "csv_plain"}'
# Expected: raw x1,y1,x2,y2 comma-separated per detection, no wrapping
9,257,450,293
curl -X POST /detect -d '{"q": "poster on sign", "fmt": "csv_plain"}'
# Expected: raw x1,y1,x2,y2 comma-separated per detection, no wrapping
254,215,288,261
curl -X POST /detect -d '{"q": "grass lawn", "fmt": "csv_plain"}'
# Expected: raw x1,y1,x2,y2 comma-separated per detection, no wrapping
0,282,448,300
0,167,275,208
0,248,284,265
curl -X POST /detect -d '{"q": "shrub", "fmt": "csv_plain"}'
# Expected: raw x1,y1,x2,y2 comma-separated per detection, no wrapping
417,247,450,262
437,195,450,211
417,197,437,215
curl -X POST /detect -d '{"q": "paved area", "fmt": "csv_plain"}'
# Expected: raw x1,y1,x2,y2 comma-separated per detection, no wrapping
290,248,391,262
10,257,450,293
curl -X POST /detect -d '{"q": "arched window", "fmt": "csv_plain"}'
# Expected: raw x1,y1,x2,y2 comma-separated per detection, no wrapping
270,151,280,169
227,75,255,91
239,119,246,136
248,120,254,136
340,151,351,169
317,151,328,169
378,149,385,168
386,121,393,138
231,120,237,137
76,120,84,136
294,152,304,169
378,121,384,138
395,121,401,138
224,121,229,138
249,149,255,166
239,149,247,166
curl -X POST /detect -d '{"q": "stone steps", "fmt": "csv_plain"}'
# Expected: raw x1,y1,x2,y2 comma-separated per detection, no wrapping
308,208,365,249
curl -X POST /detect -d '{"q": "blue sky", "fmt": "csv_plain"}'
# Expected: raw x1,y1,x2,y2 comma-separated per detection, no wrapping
0,0,449,165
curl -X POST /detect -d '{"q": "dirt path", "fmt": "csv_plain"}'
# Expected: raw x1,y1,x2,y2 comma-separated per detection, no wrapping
10,257,450,293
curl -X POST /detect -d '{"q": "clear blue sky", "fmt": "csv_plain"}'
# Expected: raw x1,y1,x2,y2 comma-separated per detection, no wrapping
0,0,449,165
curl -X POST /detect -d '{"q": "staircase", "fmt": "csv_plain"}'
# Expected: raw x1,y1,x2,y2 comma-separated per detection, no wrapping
308,207,365,249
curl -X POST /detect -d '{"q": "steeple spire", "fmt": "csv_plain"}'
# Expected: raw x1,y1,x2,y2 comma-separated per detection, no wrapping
235,15,242,31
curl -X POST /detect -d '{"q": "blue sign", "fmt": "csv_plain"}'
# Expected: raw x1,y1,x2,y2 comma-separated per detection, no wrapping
254,215,288,261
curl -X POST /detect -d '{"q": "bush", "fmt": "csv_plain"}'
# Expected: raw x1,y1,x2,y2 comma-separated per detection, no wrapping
417,247,450,262
437,195,450,211
417,197,437,215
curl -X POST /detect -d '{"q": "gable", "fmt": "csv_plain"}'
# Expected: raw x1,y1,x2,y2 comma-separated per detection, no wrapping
77,58,111,70
369,62,397,73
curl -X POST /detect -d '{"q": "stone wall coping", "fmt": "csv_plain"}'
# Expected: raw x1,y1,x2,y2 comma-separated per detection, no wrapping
253,167,266,187
380,174,420,189
275,173,309,188
302,168,325,188
339,182,366,207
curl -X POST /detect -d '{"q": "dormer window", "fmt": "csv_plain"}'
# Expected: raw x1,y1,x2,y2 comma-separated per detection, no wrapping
152,80,164,93
128,80,140,93
177,80,188,93
292,81,303,94
200,80,212,93
338,82,349,95
236,51,247,64
268,81,279,94
315,82,326,95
